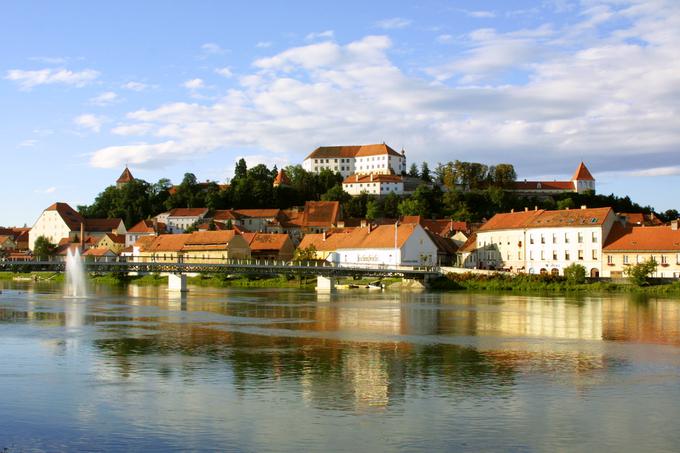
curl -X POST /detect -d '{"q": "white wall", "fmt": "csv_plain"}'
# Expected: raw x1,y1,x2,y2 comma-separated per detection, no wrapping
28,211,71,250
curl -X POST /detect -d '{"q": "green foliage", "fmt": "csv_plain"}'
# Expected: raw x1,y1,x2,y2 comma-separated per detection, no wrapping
321,184,351,203
33,236,56,260
408,163,419,177
625,258,658,286
294,244,317,261
365,200,381,220
420,162,431,182
563,263,587,284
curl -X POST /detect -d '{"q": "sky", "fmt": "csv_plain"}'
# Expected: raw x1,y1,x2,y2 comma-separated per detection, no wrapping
1,0,679,226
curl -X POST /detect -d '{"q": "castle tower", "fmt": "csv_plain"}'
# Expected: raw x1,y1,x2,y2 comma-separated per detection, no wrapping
571,162,595,194
116,166,134,189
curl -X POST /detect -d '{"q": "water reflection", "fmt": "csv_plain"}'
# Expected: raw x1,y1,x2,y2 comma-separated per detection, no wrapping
2,282,680,451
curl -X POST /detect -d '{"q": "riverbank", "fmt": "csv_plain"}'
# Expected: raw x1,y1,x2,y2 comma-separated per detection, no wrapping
431,272,680,296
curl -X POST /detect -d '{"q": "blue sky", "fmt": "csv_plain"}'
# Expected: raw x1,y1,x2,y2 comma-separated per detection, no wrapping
2,0,679,226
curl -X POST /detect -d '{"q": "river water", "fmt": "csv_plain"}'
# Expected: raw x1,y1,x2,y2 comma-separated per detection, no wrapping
1,281,680,452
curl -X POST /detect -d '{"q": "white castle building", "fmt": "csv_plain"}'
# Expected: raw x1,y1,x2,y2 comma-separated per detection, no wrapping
302,143,406,178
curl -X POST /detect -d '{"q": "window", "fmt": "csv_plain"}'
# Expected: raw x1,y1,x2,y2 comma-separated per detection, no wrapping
662,255,668,264
608,255,613,265
624,255,629,264
565,251,571,260
540,250,545,260
530,251,534,260
592,250,597,260
553,251,558,260
565,233,570,243
552,233,557,244
530,235,534,244
592,232,597,243
578,232,583,243
578,250,584,260
541,234,545,244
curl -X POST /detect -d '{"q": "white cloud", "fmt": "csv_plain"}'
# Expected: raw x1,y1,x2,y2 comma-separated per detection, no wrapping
256,41,272,48
5,68,99,90
18,139,38,148
200,42,226,57
215,67,233,78
305,30,334,40
183,78,205,90
34,186,57,194
89,2,680,177
467,10,496,18
111,123,153,136
122,81,149,91
90,91,119,106
28,56,69,64
74,114,104,133
374,17,412,29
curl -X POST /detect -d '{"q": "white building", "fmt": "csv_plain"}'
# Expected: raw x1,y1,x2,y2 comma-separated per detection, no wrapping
302,144,406,178
508,162,596,196
28,202,126,251
160,208,209,234
298,223,438,267
466,206,617,277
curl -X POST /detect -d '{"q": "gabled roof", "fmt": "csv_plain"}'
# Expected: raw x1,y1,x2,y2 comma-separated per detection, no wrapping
83,247,117,257
571,162,595,181
142,234,192,252
45,202,84,230
302,201,340,227
424,229,458,255
458,232,478,253
343,174,403,184
168,208,209,218
116,166,134,184
0,235,15,245
242,232,291,251
479,207,613,232
102,233,126,244
604,223,680,251
306,143,402,160
84,218,124,232
233,209,281,219
213,210,241,221
128,220,157,234
298,223,422,251
400,216,469,236
510,181,574,191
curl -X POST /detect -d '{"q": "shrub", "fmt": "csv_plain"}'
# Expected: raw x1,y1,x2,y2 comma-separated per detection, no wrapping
625,258,658,286
563,263,586,284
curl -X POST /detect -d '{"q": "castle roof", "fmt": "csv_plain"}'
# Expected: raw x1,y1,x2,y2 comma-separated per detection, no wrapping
571,162,595,181
116,166,134,184
306,143,402,160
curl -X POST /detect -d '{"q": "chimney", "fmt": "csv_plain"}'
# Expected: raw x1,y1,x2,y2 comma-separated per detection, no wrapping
534,206,538,211
370,174,374,182
355,174,359,182
524,207,528,212
322,231,327,241
153,218,158,234
581,205,587,210
672,219,679,231
510,208,515,213
80,222,85,252
368,223,373,233
361,219,367,228
565,207,570,210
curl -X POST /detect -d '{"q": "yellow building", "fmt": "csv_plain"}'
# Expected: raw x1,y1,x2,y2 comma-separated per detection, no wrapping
603,222,680,278
134,231,251,263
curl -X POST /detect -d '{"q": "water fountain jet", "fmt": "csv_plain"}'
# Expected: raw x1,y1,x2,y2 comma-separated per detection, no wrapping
65,248,87,298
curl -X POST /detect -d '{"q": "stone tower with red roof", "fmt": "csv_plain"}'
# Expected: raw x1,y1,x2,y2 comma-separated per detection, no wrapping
571,162,595,193
116,166,135,189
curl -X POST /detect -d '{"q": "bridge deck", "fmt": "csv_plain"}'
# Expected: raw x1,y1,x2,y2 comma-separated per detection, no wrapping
0,259,441,279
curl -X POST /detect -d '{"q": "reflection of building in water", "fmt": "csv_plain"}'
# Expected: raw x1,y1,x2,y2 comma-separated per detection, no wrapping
438,295,603,341
301,346,405,412
602,299,680,345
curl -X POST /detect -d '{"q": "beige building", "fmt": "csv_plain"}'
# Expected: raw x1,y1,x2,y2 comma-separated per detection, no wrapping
134,231,250,263
302,143,406,178
602,222,680,278
468,206,618,277
28,202,126,251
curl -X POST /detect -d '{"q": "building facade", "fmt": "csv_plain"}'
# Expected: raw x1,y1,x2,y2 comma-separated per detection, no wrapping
302,144,406,178
508,162,596,196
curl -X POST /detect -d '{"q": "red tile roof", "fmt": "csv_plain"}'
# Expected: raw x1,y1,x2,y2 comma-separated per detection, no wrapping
103,233,126,244
83,247,117,257
458,232,478,253
400,216,469,236
343,174,403,184
571,162,595,181
128,220,156,233
242,232,291,251
273,169,290,186
306,143,403,160
168,208,209,217
302,201,340,227
604,223,680,251
116,166,134,184
84,218,123,232
510,180,574,191
233,209,281,219
299,223,420,251
45,202,84,230
479,207,613,232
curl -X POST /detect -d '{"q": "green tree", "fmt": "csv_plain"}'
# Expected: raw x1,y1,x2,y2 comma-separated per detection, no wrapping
398,197,428,217
33,236,56,260
382,192,401,218
420,162,432,182
234,158,248,180
625,258,658,286
365,199,382,220
321,185,351,204
408,163,419,177
557,198,575,210
563,263,586,284
294,244,317,261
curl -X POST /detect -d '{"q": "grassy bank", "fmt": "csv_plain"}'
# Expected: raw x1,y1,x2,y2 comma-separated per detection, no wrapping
0,272,64,282
432,272,680,296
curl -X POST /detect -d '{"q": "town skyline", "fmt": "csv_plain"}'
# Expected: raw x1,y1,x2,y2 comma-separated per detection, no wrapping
2,0,680,226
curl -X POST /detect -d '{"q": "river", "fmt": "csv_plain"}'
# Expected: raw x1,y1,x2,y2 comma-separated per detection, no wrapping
1,281,680,452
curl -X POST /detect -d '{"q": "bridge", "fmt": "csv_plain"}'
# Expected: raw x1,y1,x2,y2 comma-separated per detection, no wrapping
0,258,442,291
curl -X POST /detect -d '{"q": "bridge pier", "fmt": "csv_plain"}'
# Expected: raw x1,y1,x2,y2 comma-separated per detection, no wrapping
316,275,336,292
168,273,188,292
